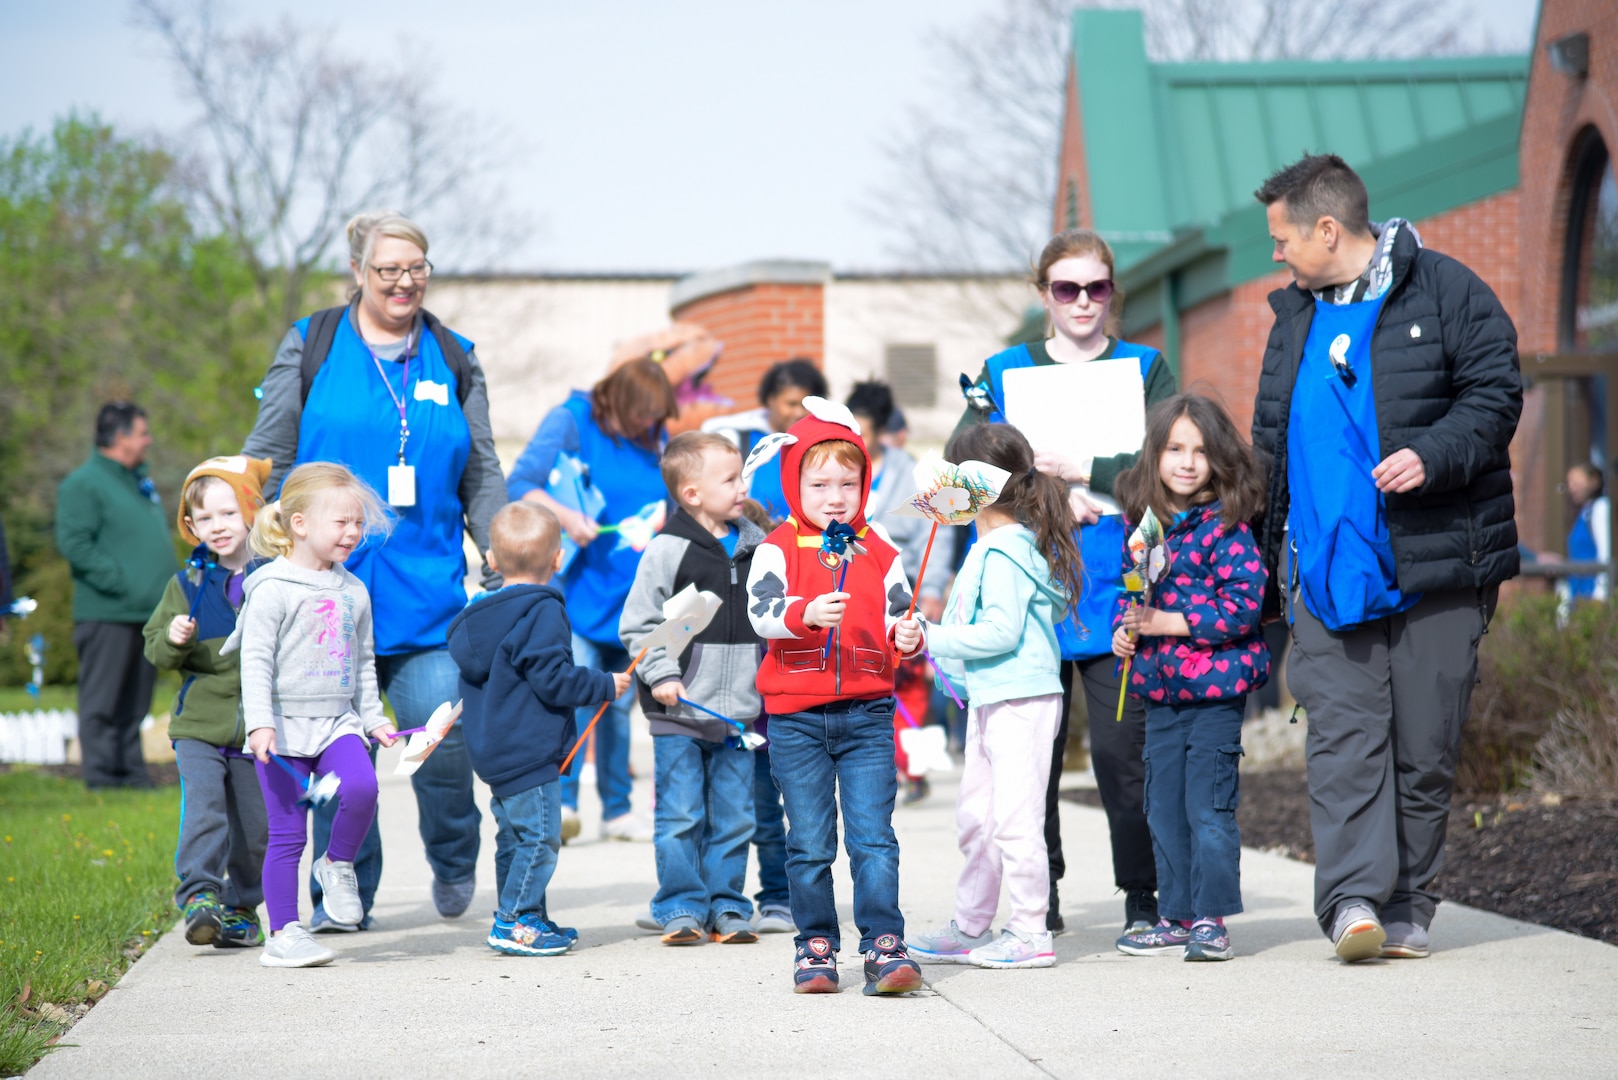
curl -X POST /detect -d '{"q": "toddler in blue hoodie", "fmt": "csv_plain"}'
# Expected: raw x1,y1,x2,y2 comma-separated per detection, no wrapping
447,502,631,956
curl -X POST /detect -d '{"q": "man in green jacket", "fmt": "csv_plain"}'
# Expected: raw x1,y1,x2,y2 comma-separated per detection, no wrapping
55,402,177,789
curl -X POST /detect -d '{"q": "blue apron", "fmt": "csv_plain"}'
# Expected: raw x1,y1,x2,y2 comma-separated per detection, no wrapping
1567,505,1599,600
981,342,1159,660
743,430,790,523
1287,297,1421,631
296,314,473,656
559,392,667,644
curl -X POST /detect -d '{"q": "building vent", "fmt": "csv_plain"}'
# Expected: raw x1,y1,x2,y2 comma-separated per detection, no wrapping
885,343,938,408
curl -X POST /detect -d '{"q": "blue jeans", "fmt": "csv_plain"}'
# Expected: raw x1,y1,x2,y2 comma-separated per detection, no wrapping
768,697,903,953
650,735,755,925
1143,699,1246,921
490,781,562,922
311,648,482,918
752,744,790,909
560,634,633,820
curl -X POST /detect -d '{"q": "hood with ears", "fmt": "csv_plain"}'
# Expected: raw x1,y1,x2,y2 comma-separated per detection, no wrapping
773,399,873,536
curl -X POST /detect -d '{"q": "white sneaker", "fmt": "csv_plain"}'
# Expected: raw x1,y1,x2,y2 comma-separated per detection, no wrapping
753,905,796,934
968,928,1056,969
561,806,580,845
313,856,363,925
601,813,654,842
260,923,336,968
907,920,994,963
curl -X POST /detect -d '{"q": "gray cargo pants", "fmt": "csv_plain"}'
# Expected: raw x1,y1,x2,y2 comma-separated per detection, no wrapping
1289,587,1493,937
173,738,268,911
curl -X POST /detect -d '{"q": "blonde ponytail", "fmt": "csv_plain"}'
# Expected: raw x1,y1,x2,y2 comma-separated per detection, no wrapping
251,462,393,559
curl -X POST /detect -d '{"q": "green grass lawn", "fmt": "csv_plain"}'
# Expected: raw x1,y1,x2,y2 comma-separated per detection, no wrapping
0,686,77,715
0,769,180,1076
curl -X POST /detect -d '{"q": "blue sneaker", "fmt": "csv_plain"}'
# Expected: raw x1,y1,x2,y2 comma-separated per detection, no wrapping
182,890,223,946
488,913,574,956
1183,918,1233,962
1115,919,1191,956
213,906,265,948
793,937,839,994
862,934,923,996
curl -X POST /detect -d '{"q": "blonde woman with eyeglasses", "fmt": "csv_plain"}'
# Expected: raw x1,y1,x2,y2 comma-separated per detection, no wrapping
242,210,505,931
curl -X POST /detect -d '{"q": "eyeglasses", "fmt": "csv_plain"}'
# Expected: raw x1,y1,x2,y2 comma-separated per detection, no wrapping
1043,278,1114,305
369,261,433,284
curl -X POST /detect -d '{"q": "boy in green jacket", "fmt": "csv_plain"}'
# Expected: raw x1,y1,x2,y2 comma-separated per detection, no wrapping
142,456,273,948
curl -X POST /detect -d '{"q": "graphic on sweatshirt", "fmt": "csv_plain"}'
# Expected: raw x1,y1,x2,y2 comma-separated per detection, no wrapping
308,596,354,688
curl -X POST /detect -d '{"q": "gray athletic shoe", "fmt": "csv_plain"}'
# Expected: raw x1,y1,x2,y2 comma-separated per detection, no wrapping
1380,921,1430,959
260,922,336,968
754,905,795,934
313,856,363,925
1331,900,1386,962
432,875,476,919
635,909,664,932
907,920,995,963
711,913,759,944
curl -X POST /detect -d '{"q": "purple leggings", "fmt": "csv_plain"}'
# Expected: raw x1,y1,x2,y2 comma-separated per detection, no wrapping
256,734,379,931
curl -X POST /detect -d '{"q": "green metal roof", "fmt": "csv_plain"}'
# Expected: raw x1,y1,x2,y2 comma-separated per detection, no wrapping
1071,8,1530,308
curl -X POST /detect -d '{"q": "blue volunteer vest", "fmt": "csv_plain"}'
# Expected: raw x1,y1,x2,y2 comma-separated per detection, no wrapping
295,313,473,655
743,430,791,523
1567,504,1599,600
982,342,1159,660
558,391,668,644
1288,297,1421,630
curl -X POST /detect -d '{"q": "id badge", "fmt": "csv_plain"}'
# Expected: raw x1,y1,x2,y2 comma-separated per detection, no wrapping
388,464,417,507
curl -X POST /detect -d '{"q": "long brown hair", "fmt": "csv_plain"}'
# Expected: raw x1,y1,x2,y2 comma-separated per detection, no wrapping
1115,394,1268,529
946,423,1084,609
591,358,678,451
1032,229,1124,338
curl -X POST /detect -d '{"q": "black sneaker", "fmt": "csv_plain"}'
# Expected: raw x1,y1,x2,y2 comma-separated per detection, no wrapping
1047,882,1065,935
794,937,839,994
182,890,223,946
1124,889,1159,933
862,934,923,996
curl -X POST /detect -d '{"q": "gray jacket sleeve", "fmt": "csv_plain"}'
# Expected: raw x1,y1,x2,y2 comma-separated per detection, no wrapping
457,347,505,590
619,533,691,688
242,328,306,498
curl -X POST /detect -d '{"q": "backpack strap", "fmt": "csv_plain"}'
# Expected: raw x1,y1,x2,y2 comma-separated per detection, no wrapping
299,305,473,407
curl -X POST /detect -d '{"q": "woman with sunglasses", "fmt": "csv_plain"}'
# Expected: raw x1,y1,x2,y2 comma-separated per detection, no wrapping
243,210,506,931
953,228,1176,940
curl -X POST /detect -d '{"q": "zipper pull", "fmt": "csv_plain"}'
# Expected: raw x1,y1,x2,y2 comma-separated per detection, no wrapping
1289,703,1303,725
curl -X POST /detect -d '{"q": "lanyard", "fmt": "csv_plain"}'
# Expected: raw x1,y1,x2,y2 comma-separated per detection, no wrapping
365,326,416,465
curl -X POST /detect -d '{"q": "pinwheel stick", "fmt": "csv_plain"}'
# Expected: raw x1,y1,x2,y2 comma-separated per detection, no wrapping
903,521,940,622
560,646,649,774
1116,613,1138,723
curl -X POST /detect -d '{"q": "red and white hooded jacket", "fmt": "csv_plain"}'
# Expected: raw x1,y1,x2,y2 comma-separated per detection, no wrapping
744,398,923,715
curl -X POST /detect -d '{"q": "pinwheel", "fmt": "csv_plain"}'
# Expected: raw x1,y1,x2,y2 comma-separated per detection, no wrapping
393,700,462,776
1116,507,1165,722
598,500,668,552
890,457,1012,620
818,520,866,659
561,584,722,773
675,697,766,751
267,753,341,806
184,551,219,621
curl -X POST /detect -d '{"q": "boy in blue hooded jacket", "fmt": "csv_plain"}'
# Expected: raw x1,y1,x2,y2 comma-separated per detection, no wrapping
447,502,631,957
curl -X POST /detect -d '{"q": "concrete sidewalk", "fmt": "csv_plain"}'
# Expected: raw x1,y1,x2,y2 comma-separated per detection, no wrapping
30,739,1618,1080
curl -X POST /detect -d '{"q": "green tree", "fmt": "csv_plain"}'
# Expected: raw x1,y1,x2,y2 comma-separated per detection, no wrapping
0,116,282,687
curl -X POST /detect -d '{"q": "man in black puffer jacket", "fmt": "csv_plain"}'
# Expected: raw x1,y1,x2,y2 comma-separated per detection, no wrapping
1250,154,1521,964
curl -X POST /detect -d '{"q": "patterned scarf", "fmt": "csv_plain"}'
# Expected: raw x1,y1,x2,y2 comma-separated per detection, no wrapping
1314,217,1422,306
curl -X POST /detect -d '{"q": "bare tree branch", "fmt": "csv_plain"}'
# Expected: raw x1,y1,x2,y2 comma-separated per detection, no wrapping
132,0,532,331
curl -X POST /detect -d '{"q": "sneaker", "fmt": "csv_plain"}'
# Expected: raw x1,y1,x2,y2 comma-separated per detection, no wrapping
1184,918,1233,962
1116,919,1191,956
602,813,654,842
660,915,705,945
906,920,994,964
863,934,923,995
1047,883,1065,935
1380,920,1430,959
754,905,795,934
214,906,265,948
309,905,366,933
635,909,664,932
969,928,1056,969
711,913,759,944
313,856,363,925
431,875,476,919
902,777,930,805
182,890,223,946
488,913,573,956
560,806,581,845
793,937,839,994
260,922,335,968
1331,900,1386,963
1124,888,1159,933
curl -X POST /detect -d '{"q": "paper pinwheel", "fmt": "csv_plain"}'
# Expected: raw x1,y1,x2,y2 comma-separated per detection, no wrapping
890,457,1013,619
895,698,953,776
268,752,340,806
677,696,766,751
1116,507,1165,722
561,584,723,773
740,396,864,488
395,699,463,776
599,500,667,553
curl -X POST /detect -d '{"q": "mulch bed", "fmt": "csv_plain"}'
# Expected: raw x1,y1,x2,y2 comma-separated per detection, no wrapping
1063,767,1618,945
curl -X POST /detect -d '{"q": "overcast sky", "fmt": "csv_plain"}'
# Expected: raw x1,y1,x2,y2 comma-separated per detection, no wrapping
2,0,1538,274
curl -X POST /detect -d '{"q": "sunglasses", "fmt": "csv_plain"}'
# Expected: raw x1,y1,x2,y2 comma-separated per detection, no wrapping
1044,278,1115,305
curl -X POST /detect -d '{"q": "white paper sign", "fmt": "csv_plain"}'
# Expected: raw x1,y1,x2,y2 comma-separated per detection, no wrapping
1002,360,1146,516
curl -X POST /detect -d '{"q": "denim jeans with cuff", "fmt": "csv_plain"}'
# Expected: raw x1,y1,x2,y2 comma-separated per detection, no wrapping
650,735,755,926
491,780,563,922
1143,699,1246,922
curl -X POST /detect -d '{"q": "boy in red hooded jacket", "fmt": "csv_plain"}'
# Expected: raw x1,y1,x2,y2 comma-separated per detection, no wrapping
743,397,926,996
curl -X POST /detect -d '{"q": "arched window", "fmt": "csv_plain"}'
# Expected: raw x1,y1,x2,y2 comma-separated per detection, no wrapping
1562,129,1618,351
